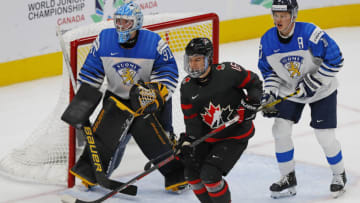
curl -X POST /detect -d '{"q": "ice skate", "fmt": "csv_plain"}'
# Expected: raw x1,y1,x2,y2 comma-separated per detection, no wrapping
331,171,347,198
270,171,297,199
165,172,189,193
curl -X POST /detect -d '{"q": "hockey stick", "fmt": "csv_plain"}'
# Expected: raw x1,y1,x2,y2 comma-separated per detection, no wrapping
71,113,242,203
56,26,137,197
143,89,300,170
71,89,302,203
256,88,300,112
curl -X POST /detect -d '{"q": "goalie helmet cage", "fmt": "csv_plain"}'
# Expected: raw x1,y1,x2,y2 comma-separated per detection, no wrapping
0,12,219,188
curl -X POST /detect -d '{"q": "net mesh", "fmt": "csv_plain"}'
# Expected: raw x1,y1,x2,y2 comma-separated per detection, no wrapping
0,13,217,185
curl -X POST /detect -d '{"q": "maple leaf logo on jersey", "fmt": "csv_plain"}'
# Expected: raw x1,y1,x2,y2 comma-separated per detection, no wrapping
182,76,191,84
216,64,225,71
201,102,234,129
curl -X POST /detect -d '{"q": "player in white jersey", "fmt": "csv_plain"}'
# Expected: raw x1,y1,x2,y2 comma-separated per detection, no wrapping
258,0,346,198
62,0,187,193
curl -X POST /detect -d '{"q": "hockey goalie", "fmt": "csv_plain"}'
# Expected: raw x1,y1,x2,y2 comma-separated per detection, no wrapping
61,0,187,195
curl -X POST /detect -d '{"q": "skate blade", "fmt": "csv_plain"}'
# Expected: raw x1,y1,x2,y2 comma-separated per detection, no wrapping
166,183,190,194
271,187,296,199
165,181,189,192
332,189,345,198
167,188,188,194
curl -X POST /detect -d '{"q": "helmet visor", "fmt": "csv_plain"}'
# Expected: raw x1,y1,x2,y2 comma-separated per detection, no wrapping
184,54,209,78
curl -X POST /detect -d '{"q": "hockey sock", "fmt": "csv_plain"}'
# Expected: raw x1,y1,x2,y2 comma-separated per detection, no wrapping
314,129,344,174
188,179,212,203
205,179,231,203
273,118,295,176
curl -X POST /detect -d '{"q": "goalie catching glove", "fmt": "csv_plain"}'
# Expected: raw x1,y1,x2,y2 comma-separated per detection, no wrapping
130,81,168,114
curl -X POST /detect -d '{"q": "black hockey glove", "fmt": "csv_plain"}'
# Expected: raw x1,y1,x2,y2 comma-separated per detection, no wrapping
175,133,196,165
296,73,322,98
261,90,279,118
239,98,261,121
130,81,168,115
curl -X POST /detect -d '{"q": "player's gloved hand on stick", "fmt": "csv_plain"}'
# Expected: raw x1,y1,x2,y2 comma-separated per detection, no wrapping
130,80,168,114
239,98,261,121
296,73,322,98
175,133,196,164
261,89,279,118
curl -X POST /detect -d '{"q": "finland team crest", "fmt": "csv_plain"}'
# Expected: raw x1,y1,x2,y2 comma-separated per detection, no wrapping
280,55,303,79
113,62,141,86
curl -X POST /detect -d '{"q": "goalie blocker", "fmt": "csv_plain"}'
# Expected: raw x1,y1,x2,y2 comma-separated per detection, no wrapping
62,83,186,192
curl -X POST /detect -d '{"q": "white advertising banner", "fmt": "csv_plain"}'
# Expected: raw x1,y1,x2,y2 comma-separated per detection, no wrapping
1,0,359,62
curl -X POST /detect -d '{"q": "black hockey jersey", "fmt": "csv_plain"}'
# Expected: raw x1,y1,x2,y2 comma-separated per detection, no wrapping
180,62,263,142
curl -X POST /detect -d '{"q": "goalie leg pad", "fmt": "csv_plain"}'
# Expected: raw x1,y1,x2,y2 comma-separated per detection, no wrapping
90,96,136,174
70,146,97,187
61,83,102,128
131,113,187,191
131,114,174,160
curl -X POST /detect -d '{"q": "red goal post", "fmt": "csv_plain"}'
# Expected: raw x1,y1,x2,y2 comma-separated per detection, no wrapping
67,13,219,187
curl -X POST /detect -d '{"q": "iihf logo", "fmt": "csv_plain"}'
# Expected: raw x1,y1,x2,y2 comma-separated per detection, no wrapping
280,55,303,79
113,62,141,86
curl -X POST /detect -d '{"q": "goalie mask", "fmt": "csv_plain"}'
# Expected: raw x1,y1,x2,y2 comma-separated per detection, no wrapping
114,1,143,43
184,37,213,78
271,0,298,22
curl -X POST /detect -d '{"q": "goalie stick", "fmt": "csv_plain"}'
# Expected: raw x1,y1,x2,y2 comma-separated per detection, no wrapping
56,26,137,196
143,89,301,170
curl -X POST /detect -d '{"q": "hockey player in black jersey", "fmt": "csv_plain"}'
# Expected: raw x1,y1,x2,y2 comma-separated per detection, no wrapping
177,37,263,203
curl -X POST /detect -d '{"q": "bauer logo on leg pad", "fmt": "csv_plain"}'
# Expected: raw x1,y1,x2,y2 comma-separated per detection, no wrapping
84,126,103,172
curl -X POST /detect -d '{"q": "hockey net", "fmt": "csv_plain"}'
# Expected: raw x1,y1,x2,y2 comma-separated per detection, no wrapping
0,13,219,187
